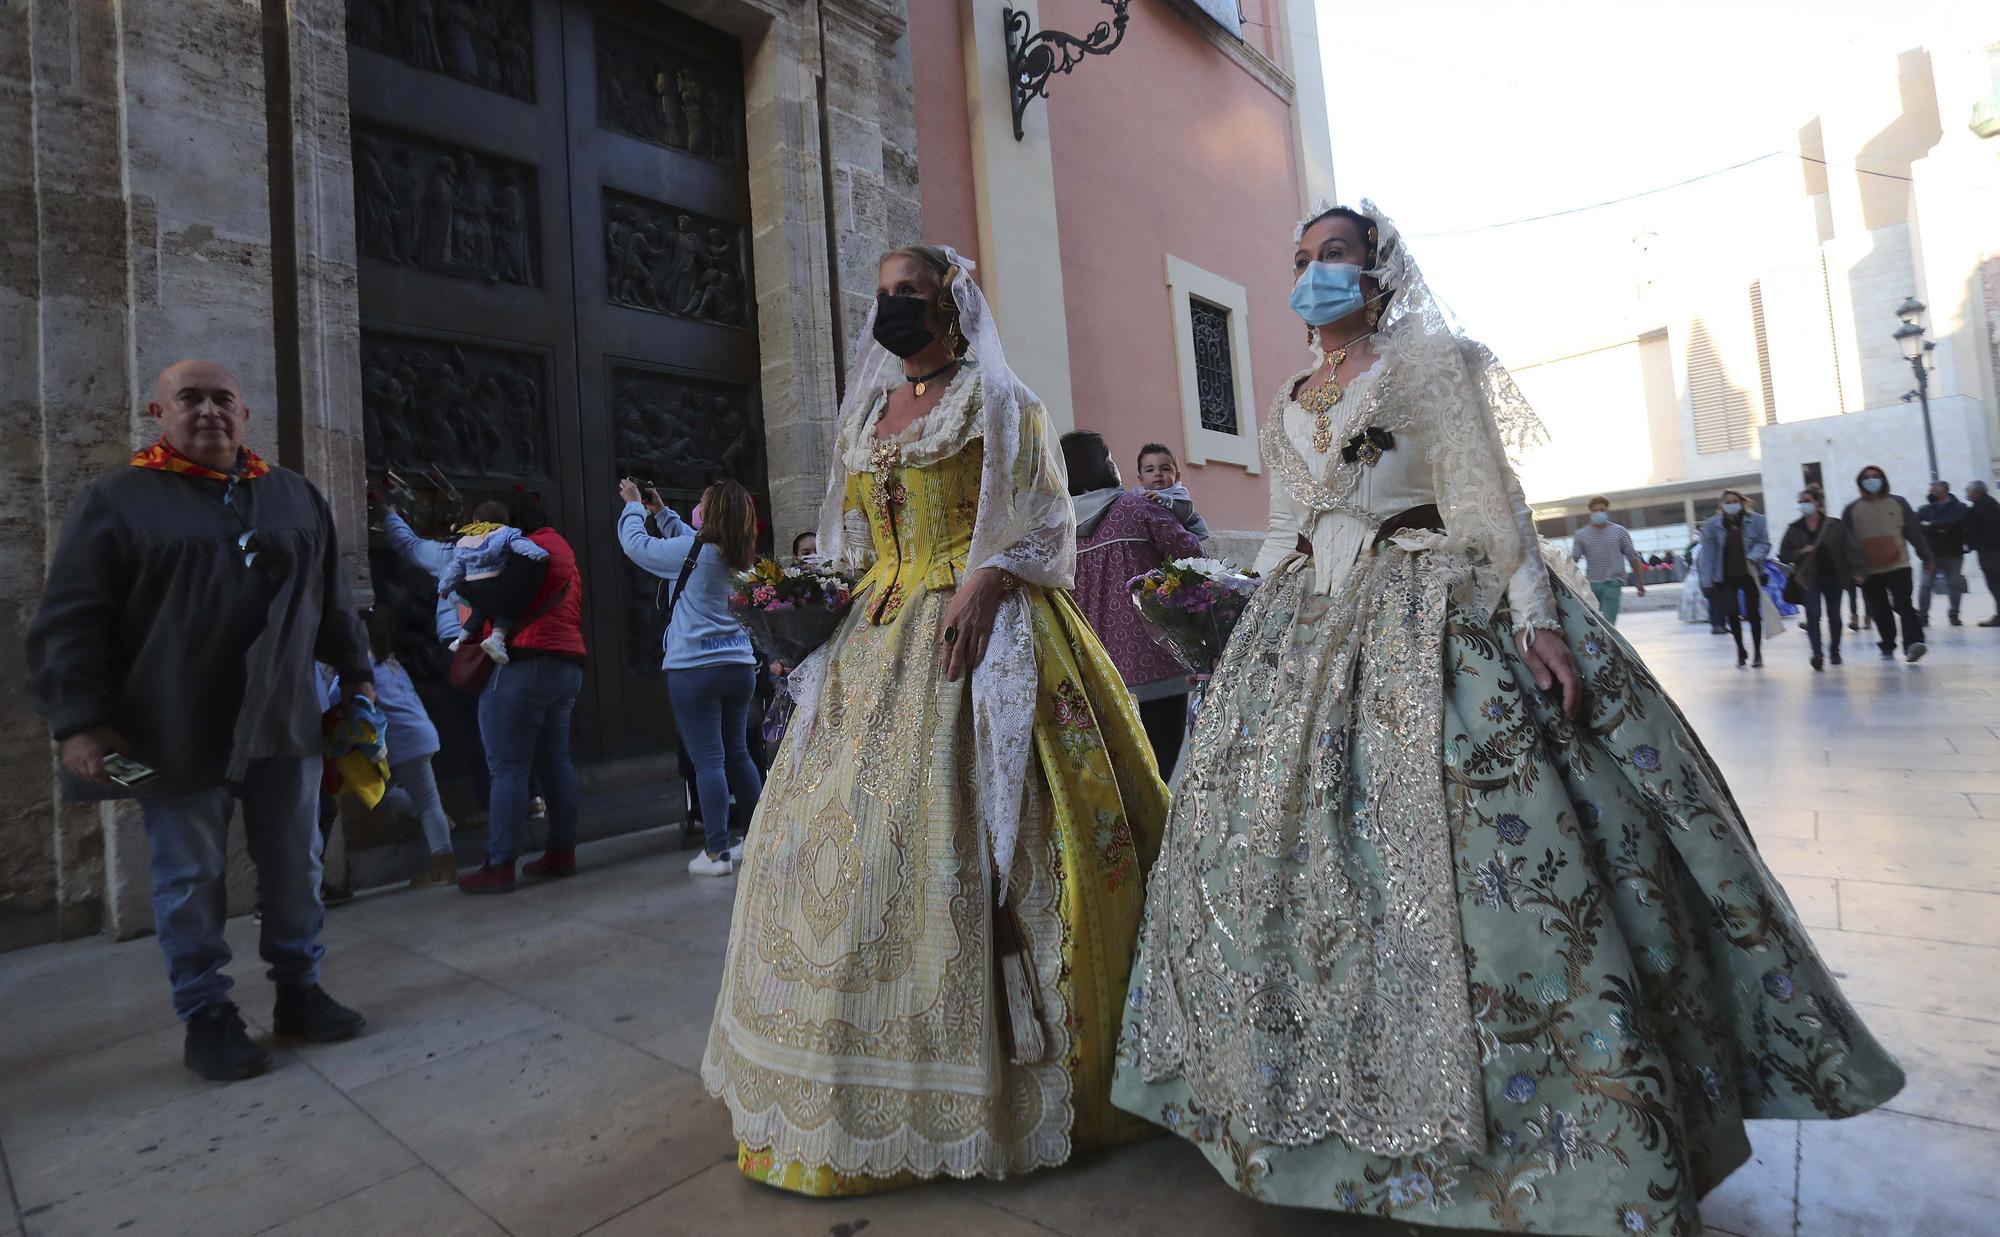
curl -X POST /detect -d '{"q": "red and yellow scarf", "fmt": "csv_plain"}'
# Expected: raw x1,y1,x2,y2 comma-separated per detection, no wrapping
129,438,272,482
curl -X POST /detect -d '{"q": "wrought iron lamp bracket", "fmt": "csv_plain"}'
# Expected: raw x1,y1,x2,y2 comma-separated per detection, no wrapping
1004,1,1132,141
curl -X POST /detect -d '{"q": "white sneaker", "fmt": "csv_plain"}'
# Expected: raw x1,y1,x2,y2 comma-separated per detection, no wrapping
688,850,738,877
447,633,467,652
479,632,511,664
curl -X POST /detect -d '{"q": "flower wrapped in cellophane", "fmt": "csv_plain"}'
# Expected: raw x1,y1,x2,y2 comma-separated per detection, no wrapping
728,559,857,667
1128,557,1260,677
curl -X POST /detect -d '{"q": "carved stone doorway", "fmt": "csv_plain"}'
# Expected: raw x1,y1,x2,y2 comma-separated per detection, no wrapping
348,0,763,779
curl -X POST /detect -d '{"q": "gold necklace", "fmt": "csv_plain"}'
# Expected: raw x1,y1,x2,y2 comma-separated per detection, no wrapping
1300,331,1373,453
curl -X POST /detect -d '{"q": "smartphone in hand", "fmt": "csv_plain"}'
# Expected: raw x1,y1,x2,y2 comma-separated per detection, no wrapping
102,752,159,789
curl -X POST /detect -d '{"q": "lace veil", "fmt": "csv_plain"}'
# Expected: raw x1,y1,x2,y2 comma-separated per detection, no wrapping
793,247,1073,897
1299,200,1551,622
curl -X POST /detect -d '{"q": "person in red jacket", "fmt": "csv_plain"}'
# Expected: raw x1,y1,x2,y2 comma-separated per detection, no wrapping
458,490,588,893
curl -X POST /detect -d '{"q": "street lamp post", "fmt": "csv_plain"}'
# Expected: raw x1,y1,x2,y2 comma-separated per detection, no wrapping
1893,296,1940,484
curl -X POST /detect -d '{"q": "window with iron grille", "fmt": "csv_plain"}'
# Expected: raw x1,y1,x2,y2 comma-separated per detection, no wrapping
1189,297,1239,435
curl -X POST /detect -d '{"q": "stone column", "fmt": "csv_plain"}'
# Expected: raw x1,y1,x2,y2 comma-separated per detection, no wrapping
725,0,915,548
0,0,137,948
0,0,293,946
265,0,369,594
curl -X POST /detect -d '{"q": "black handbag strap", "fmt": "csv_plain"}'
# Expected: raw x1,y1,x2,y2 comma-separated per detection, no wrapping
658,542,703,632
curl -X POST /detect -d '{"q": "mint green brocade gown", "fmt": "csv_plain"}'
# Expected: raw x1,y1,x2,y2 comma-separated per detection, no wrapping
1112,420,1904,1236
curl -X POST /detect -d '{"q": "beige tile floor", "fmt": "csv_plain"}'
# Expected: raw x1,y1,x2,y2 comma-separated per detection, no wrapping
3,602,1998,1237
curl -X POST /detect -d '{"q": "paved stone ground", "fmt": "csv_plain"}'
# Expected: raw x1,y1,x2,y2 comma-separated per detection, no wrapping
3,597,1998,1237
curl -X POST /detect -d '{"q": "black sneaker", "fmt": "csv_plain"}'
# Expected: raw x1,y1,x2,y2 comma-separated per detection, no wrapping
184,1002,272,1081
272,984,366,1043
1907,642,1928,663
1830,650,1843,665
1949,615,1962,626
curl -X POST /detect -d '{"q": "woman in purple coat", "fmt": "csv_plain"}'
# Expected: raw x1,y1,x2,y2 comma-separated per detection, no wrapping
1061,431,1205,775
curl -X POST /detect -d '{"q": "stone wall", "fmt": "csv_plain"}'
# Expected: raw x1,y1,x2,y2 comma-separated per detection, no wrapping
0,0,915,949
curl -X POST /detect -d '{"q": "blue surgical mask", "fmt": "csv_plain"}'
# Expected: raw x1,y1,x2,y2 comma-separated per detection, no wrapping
1290,261,1365,327
1722,502,1744,516
1798,501,1818,515
1861,477,1885,494
1589,511,1610,525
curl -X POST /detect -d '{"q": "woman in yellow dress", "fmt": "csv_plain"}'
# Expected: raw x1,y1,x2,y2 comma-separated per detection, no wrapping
701,244,1167,1193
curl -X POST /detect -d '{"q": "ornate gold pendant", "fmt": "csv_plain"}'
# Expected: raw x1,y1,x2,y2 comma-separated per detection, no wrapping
1300,346,1348,454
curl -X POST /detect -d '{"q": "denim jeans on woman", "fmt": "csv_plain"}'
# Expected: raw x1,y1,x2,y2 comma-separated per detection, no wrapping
669,663,763,856
479,657,583,865
1798,582,1846,659
140,756,324,1019
382,756,453,853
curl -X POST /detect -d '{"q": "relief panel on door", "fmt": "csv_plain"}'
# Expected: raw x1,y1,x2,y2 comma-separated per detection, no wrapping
354,125,540,287
347,0,537,101
610,366,760,496
603,189,748,327
594,17,740,164
361,330,551,479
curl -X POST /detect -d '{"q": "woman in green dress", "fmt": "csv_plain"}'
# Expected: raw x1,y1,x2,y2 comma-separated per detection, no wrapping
1112,202,1904,1235
703,244,1165,1194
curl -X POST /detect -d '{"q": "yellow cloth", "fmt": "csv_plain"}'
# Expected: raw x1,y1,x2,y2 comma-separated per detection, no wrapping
332,748,389,811
705,435,1167,1194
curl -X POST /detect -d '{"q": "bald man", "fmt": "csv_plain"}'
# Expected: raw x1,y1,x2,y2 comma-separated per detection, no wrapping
26,359,375,1081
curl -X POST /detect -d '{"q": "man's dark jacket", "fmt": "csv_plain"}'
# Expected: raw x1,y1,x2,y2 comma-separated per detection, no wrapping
24,461,372,798
1963,492,2000,553
1917,493,1968,559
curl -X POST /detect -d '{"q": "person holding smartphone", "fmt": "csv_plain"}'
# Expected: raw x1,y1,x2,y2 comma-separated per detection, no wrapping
25,359,375,1082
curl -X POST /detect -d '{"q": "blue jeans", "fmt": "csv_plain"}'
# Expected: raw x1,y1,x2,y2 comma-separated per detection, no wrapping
382,756,452,853
479,657,583,865
669,663,763,856
1799,582,1845,658
140,756,323,1019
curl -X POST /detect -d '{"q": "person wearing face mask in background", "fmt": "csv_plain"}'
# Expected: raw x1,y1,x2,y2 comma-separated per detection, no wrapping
1569,496,1646,624
1916,480,1969,627
1698,489,1771,667
1842,464,1931,662
1779,486,1863,671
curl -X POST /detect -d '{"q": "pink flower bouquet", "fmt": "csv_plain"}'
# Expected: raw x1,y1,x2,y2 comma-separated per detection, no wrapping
1129,557,1260,677
728,559,857,665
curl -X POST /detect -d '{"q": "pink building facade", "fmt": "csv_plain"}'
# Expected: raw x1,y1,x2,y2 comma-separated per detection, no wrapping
906,0,1335,541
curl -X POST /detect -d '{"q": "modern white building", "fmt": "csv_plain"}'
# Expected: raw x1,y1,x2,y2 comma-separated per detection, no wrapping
1508,33,2000,547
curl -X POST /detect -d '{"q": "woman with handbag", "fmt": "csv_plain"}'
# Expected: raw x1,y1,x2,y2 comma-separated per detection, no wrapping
1698,489,1771,667
1780,485,1863,671
617,477,763,876
457,490,587,894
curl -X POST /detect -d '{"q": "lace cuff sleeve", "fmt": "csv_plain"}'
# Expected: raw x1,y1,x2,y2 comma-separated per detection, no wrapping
1505,503,1561,633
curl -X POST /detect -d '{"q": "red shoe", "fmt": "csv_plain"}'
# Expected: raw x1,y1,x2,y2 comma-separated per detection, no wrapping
457,861,516,895
522,847,576,880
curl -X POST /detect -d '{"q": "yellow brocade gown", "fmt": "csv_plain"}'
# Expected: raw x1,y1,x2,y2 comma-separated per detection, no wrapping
702,393,1167,1195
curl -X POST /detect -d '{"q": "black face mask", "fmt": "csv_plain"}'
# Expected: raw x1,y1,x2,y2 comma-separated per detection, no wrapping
872,294,937,359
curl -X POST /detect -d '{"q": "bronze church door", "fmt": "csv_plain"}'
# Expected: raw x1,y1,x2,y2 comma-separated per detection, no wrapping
348,0,763,770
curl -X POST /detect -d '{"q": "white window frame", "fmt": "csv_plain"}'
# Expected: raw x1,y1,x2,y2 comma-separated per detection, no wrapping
1165,255,1261,473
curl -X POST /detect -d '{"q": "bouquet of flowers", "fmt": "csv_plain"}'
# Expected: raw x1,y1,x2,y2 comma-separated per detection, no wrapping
1129,557,1260,678
729,559,857,666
